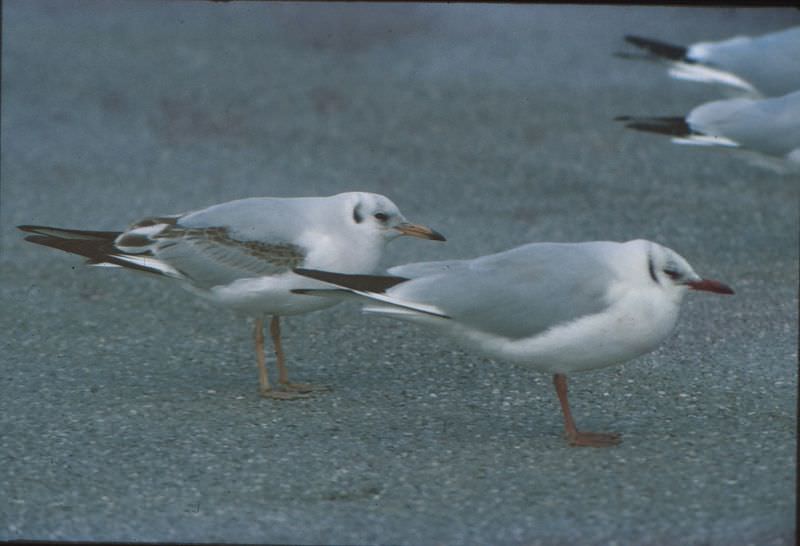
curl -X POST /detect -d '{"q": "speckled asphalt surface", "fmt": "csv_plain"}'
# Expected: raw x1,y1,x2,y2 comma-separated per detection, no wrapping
1,2,797,545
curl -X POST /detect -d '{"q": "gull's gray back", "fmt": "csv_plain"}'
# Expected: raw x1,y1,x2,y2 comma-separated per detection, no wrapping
389,242,621,340
388,260,470,278
690,90,800,157
179,197,325,242
697,27,800,97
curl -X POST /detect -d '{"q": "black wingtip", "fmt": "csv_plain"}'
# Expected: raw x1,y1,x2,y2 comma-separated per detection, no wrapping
293,268,409,293
23,234,53,245
616,115,693,137
613,51,649,61
429,229,447,242
291,288,314,295
624,34,689,62
291,288,349,296
17,224,122,240
20,225,172,277
20,233,115,262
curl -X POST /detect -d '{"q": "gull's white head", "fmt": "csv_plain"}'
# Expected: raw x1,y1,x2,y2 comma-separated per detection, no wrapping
643,240,734,297
339,192,446,243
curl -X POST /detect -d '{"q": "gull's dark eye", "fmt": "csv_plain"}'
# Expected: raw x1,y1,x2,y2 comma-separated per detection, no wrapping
374,212,389,222
664,268,681,281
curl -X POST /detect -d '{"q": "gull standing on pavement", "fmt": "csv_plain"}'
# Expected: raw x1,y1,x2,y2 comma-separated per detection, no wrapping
293,239,734,447
616,89,800,173
618,26,800,98
19,192,445,399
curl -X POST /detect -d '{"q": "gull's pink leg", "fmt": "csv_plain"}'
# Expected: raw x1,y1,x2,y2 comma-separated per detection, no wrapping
553,373,621,447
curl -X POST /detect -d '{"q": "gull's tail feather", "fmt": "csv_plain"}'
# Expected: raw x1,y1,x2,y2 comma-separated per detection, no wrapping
18,224,180,278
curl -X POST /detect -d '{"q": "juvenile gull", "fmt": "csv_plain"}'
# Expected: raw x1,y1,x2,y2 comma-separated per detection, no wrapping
19,192,445,399
293,239,733,447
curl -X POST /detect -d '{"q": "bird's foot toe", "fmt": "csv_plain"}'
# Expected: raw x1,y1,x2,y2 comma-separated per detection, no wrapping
567,431,621,448
259,388,310,400
281,382,332,393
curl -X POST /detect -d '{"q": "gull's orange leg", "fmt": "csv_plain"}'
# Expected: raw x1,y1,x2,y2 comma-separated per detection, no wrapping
255,317,307,400
271,316,330,394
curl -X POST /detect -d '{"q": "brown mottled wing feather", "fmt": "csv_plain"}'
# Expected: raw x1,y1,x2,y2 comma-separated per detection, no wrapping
152,225,306,287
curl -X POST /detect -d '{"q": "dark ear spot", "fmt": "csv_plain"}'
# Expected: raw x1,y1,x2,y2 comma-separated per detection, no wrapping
647,253,659,284
352,203,364,224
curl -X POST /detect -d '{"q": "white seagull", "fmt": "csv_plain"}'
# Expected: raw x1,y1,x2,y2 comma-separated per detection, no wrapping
618,26,800,98
19,192,445,399
292,239,734,447
616,89,800,173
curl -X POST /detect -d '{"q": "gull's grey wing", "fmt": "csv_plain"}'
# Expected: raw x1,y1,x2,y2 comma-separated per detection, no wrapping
389,242,619,340
688,90,800,157
388,259,470,278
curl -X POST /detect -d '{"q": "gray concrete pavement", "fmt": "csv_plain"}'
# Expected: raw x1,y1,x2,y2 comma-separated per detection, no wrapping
1,2,797,544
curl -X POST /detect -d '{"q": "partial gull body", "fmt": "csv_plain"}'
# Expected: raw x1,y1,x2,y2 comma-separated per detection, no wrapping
293,239,733,447
19,192,445,399
619,26,800,98
617,90,800,173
